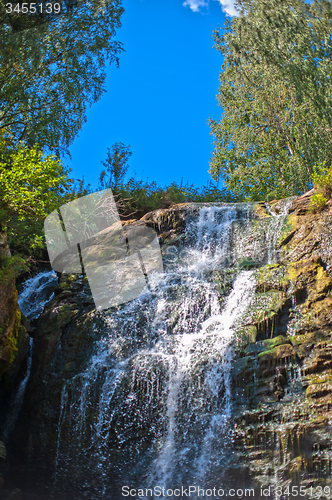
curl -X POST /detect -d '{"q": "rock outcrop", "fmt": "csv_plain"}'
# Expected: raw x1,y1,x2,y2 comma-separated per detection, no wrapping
0,233,29,386
232,194,332,489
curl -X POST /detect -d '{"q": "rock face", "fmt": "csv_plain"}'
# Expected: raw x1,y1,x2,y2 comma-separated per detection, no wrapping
232,194,332,489
5,195,332,498
0,233,29,386
0,233,29,499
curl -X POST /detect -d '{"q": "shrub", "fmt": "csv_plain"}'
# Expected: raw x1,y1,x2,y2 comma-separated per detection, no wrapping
308,193,328,213
311,162,332,198
113,179,235,219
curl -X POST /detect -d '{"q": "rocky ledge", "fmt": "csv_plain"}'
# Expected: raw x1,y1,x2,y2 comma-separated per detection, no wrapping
231,192,332,490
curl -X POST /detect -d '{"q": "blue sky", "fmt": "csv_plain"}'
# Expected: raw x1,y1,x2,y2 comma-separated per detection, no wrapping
65,0,238,190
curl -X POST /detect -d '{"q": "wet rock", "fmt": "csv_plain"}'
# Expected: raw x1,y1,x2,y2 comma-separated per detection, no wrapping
0,443,5,461
232,191,332,488
140,203,199,233
253,202,270,219
0,233,29,384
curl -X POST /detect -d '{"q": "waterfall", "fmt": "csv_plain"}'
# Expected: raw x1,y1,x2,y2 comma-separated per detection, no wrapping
52,205,280,499
265,198,294,264
1,337,33,442
18,270,58,322
1,270,58,442
6,201,295,500
148,270,256,490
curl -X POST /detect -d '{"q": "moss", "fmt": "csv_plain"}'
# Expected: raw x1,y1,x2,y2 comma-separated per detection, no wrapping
253,203,270,219
306,381,332,398
6,304,23,365
57,273,81,291
284,258,332,306
263,335,290,349
240,325,258,344
308,193,328,213
246,290,285,337
278,214,297,247
257,263,285,292
0,254,27,286
307,373,332,386
237,257,258,270
257,342,296,363
56,303,79,328
291,330,324,345
0,283,29,380
288,456,303,474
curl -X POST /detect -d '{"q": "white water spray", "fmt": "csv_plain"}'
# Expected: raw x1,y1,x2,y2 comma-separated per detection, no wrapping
2,271,58,442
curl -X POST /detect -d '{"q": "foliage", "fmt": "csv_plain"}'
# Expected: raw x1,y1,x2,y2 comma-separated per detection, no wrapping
0,139,75,254
308,193,328,213
113,178,235,219
311,162,332,198
98,143,234,217
209,0,332,201
99,142,132,190
0,0,124,154
0,254,27,285
308,161,332,212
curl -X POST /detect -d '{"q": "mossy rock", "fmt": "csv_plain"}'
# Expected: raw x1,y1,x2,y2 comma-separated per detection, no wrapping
306,372,332,386
0,281,29,380
263,335,291,349
237,257,257,270
253,202,271,219
288,456,303,474
278,213,298,247
258,341,296,365
245,290,285,335
257,263,286,293
285,257,331,290
236,325,258,344
306,381,332,399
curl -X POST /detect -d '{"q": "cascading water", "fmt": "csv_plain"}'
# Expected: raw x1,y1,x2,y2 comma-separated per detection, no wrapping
265,198,295,264
18,270,59,322
48,203,297,500
1,271,58,442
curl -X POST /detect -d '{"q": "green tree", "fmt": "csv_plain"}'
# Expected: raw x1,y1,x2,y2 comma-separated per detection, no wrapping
209,0,332,201
99,142,132,190
0,137,74,254
0,0,124,154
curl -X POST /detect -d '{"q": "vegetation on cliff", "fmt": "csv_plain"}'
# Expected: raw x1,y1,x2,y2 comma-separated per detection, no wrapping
309,163,332,213
98,142,234,218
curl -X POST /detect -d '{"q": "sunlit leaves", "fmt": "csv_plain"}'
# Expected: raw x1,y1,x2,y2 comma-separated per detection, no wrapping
0,138,74,252
209,0,332,201
0,0,124,154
